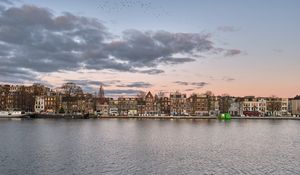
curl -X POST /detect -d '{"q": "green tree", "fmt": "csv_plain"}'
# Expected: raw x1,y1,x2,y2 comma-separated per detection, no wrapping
59,107,65,114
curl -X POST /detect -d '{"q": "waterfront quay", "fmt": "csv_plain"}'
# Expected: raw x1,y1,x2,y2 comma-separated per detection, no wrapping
2,113,300,120
1,83,300,118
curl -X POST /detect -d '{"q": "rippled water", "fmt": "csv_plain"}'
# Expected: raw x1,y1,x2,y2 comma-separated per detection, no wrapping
0,119,300,175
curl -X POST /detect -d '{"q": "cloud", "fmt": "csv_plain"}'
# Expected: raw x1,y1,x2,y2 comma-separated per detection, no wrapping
185,89,195,92
64,79,122,87
116,82,153,88
64,79,152,89
161,57,195,65
138,69,164,74
190,82,208,88
0,66,37,84
174,81,208,88
217,26,240,32
174,81,189,86
64,80,101,86
105,89,143,96
0,4,242,84
0,0,13,5
224,49,242,57
222,77,235,82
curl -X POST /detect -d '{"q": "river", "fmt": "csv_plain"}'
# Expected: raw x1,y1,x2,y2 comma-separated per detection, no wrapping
0,119,299,174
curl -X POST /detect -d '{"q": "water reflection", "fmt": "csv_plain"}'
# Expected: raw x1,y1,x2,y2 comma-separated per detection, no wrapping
0,119,299,174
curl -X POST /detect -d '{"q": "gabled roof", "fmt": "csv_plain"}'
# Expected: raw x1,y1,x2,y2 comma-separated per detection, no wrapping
145,91,153,99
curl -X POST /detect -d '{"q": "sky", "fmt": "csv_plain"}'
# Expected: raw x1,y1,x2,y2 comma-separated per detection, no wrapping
0,0,299,97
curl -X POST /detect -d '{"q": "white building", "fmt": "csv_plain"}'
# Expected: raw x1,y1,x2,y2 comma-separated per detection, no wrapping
35,96,45,113
291,96,300,116
280,98,289,116
242,97,266,116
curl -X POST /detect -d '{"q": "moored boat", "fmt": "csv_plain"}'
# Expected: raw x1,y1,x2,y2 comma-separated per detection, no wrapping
218,113,231,120
0,111,25,118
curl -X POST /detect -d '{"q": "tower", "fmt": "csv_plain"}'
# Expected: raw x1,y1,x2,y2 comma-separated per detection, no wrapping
98,84,104,99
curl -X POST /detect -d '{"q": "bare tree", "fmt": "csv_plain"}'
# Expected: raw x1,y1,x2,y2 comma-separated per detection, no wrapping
136,91,146,99
157,91,165,98
219,94,231,113
235,97,244,116
267,95,282,116
204,91,215,115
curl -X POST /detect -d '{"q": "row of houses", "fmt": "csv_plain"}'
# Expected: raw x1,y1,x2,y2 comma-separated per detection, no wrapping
1,83,300,116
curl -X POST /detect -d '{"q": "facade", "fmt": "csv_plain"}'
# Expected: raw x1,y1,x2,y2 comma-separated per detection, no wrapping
44,95,59,113
242,96,266,116
189,94,210,116
291,95,300,116
157,97,170,115
228,97,244,116
280,98,289,116
144,91,155,115
137,97,145,116
118,97,138,116
96,98,109,116
108,98,119,116
266,97,283,116
0,83,297,117
0,85,10,111
288,98,293,114
170,92,187,115
7,85,35,112
35,96,45,113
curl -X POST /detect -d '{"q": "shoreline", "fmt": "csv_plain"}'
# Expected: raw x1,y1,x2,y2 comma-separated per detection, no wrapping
1,114,300,120
99,116,300,120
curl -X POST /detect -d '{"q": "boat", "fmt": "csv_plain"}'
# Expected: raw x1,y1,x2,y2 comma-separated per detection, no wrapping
218,113,231,120
0,111,25,118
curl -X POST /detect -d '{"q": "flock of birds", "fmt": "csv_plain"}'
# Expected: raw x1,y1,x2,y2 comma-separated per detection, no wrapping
97,0,169,18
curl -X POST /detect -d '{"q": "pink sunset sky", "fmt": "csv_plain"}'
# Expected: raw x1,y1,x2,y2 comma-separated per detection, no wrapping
0,0,299,97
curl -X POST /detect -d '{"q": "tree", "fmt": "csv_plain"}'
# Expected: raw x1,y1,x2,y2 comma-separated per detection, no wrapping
204,91,215,115
219,94,231,113
136,91,146,99
235,97,244,116
267,95,282,116
157,91,165,98
59,107,65,114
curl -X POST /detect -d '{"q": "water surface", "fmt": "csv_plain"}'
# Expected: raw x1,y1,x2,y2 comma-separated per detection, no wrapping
0,119,299,174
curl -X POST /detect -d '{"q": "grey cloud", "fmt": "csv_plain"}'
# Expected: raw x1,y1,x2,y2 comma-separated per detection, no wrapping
174,81,208,88
116,82,153,88
64,80,101,86
0,4,242,83
222,77,235,82
0,0,13,5
224,49,242,57
138,69,164,74
161,57,195,65
190,82,208,88
0,5,109,76
105,89,143,96
64,80,122,87
103,30,213,69
174,81,189,86
65,79,152,89
185,89,195,92
0,66,37,84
